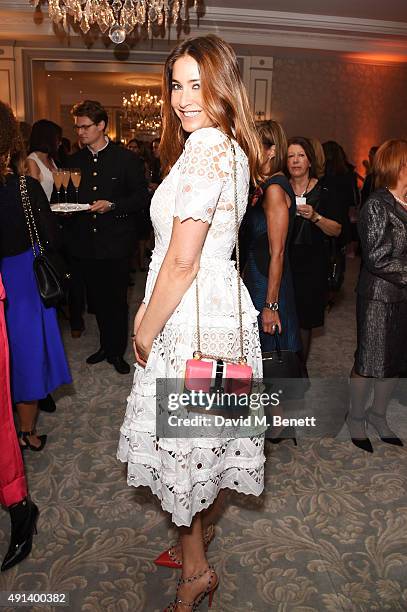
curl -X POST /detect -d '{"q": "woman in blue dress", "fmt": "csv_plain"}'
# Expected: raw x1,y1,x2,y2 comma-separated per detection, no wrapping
0,102,71,451
243,120,301,442
244,120,301,354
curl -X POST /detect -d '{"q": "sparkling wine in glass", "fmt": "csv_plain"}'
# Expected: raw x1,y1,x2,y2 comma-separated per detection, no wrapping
53,170,63,204
61,169,71,205
70,169,81,205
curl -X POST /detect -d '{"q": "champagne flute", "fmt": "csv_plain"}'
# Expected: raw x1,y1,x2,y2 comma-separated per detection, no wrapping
70,168,81,205
53,170,63,205
61,169,71,206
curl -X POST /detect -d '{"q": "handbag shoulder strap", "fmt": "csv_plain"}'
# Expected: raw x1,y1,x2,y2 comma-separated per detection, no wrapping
195,139,246,364
19,175,43,257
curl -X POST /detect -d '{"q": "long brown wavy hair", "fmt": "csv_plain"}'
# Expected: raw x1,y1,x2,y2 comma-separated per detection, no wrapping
160,34,263,184
0,101,25,182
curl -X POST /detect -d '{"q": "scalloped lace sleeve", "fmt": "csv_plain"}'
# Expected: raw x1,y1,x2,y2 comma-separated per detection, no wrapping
174,129,230,224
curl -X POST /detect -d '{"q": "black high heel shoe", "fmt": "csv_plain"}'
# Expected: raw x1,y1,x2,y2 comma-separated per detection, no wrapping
268,426,297,446
1,498,39,572
366,408,404,447
345,412,373,453
18,430,47,452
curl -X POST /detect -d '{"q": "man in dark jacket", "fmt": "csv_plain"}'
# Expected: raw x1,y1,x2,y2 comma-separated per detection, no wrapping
67,100,148,374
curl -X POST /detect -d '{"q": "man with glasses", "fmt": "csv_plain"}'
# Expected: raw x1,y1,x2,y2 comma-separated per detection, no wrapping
65,99,148,374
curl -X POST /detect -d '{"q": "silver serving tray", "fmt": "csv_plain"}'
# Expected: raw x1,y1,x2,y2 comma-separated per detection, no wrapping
51,203,90,212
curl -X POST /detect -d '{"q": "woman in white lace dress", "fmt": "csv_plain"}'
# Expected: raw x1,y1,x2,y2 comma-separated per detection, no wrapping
117,35,265,610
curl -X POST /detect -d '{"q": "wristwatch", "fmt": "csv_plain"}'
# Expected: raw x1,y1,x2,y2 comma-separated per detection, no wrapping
264,301,279,311
312,213,322,223
108,202,116,211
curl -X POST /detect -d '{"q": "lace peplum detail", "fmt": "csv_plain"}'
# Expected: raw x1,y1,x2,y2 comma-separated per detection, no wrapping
117,127,265,527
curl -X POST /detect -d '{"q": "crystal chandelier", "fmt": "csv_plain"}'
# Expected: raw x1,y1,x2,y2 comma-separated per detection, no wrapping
122,90,163,134
30,1,201,44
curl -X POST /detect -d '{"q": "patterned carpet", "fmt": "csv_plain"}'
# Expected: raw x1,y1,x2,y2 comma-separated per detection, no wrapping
1,257,407,612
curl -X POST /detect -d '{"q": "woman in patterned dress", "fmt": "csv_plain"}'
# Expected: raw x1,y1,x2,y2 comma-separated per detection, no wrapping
117,35,265,610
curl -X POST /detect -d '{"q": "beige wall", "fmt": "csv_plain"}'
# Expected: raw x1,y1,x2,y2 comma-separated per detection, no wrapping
271,57,407,174
0,46,16,111
4,45,407,176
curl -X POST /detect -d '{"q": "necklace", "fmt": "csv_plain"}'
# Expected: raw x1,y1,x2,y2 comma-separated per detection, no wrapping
388,188,407,207
292,177,311,197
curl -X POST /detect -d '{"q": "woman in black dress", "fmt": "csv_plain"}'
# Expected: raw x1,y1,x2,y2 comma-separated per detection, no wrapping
287,137,342,364
348,139,407,452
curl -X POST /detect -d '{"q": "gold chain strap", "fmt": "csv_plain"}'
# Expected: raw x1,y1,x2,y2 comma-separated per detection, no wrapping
19,175,43,257
194,140,246,365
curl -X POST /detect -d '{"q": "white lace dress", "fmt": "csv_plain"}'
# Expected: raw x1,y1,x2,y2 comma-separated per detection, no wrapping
117,127,265,527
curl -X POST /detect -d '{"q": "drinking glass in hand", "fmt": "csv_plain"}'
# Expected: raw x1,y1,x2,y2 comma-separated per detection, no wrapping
70,169,81,204
61,169,71,204
53,170,63,204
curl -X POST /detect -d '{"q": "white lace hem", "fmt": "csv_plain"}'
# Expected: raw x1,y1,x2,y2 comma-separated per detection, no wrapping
117,430,265,527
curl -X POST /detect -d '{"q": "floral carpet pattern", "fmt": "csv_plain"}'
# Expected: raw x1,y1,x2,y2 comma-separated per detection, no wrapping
0,258,406,611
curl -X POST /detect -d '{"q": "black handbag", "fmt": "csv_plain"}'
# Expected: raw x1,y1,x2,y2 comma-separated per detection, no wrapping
327,237,346,292
262,332,310,400
19,175,69,308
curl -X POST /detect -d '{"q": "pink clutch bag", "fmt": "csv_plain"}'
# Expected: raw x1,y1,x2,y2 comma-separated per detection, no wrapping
185,353,253,396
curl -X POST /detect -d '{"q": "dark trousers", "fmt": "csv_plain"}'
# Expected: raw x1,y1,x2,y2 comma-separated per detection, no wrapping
81,257,130,358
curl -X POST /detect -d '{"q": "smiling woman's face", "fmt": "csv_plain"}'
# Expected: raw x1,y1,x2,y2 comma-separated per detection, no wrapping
171,54,214,133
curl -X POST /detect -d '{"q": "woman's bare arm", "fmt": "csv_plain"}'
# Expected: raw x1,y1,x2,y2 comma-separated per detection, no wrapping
262,184,289,334
135,216,210,363
311,213,342,237
26,158,41,181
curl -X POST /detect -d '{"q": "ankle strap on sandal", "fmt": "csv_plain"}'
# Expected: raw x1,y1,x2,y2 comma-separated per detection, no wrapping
174,597,194,608
179,566,213,585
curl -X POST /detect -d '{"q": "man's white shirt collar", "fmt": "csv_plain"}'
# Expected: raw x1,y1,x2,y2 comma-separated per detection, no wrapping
87,136,109,156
